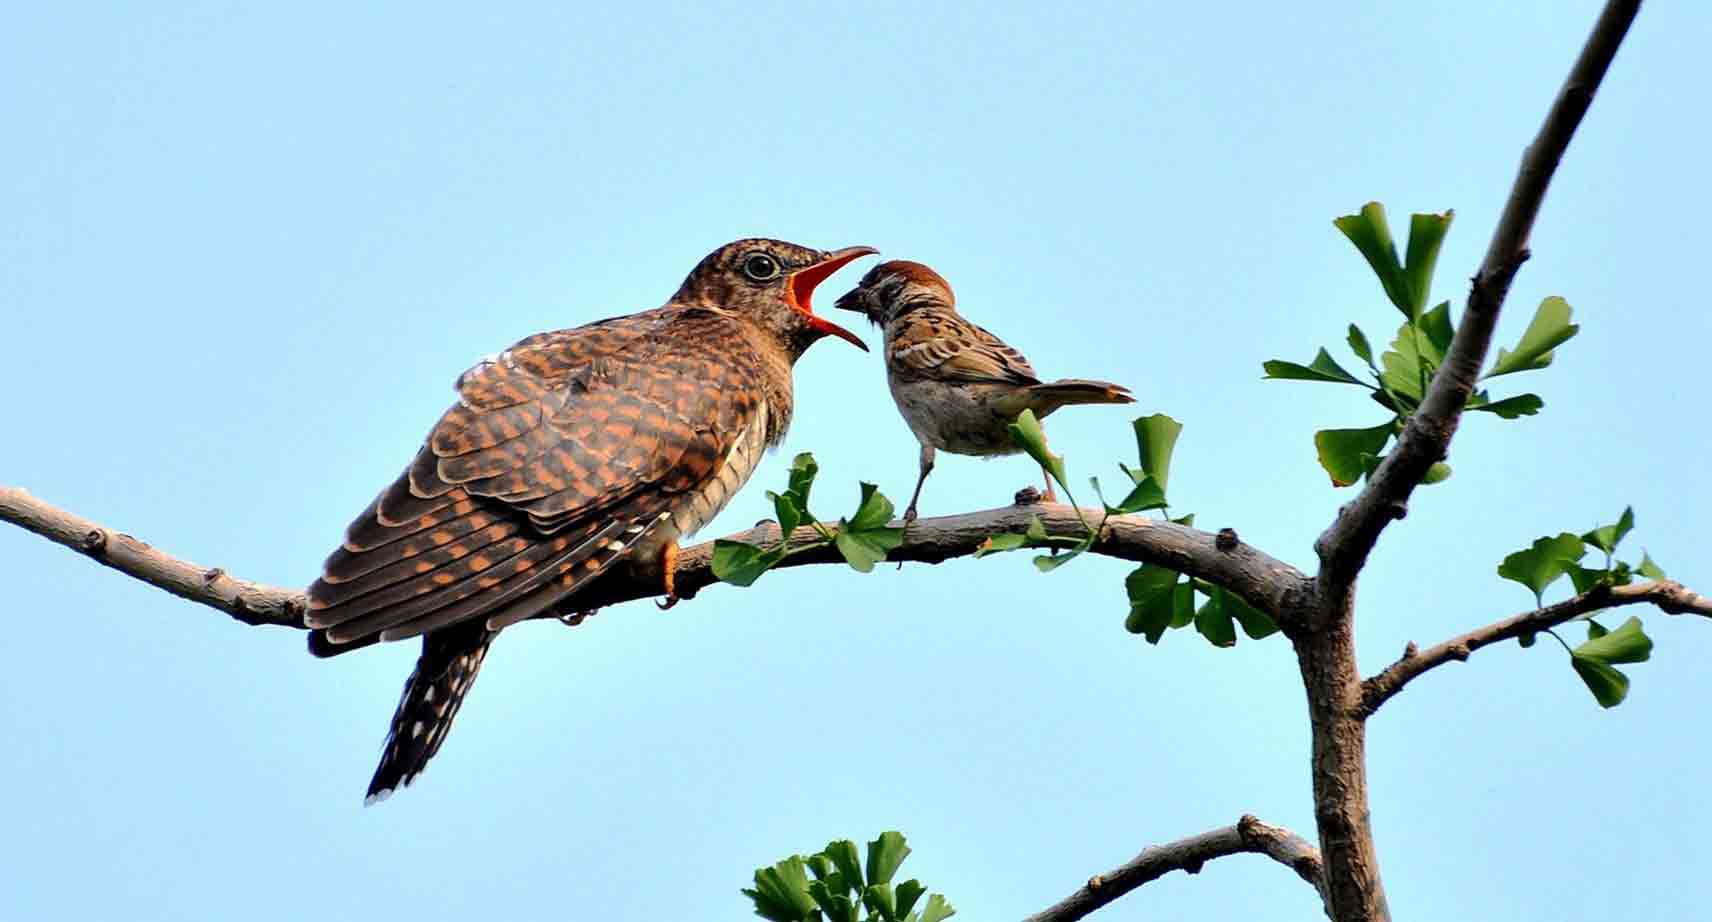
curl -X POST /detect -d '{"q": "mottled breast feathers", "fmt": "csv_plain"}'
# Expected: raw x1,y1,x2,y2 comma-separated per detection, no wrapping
305,306,784,649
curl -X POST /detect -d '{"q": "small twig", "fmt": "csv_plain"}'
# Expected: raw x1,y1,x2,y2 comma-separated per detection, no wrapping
0,487,303,628
1020,815,1326,922
1362,579,1710,715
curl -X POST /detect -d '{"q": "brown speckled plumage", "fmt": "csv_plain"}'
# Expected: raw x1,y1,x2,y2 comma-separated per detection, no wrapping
307,238,874,802
835,259,1134,520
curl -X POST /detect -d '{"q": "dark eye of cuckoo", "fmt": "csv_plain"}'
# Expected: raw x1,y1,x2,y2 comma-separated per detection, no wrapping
740,252,780,282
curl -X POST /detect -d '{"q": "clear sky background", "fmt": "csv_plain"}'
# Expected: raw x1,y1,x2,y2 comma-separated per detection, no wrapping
3,2,1708,920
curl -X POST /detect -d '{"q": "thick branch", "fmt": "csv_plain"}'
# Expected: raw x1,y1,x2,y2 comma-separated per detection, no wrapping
1362,580,1712,715
1314,0,1642,597
1021,815,1326,922
0,487,1308,638
1299,7,1641,919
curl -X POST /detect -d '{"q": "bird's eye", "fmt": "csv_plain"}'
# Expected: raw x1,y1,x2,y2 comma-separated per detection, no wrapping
741,253,780,282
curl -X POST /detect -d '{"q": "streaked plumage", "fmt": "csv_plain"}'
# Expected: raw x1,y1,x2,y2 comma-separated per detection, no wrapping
835,260,1134,520
307,239,875,802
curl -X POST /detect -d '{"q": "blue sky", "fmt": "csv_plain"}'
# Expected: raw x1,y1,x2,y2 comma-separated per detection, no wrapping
3,2,1709,919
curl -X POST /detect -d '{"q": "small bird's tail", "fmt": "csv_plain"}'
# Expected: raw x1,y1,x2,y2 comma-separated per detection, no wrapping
1024,378,1136,416
362,621,496,805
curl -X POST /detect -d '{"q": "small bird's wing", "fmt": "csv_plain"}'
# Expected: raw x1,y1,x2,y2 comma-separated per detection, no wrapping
886,308,1040,386
305,307,762,648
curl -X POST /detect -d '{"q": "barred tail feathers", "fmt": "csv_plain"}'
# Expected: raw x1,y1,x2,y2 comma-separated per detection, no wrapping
363,621,495,805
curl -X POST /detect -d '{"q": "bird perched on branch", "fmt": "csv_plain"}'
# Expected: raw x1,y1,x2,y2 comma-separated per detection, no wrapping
304,239,875,803
835,260,1133,521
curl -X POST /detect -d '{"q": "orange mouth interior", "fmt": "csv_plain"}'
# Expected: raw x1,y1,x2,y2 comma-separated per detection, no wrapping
787,247,877,349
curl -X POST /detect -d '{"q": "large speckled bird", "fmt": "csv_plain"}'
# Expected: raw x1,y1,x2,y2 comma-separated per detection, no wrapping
306,239,875,803
835,260,1133,521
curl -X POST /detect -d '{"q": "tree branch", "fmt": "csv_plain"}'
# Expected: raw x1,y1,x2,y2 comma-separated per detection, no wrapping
1020,815,1326,922
0,486,1309,642
1314,0,1643,599
1298,6,1643,920
1361,580,1712,715
0,487,305,627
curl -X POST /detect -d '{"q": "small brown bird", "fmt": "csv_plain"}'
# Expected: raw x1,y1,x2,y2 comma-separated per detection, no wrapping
834,260,1133,521
305,238,875,802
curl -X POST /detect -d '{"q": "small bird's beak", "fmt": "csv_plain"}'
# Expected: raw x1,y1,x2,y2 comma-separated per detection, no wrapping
832,285,867,316
787,246,878,351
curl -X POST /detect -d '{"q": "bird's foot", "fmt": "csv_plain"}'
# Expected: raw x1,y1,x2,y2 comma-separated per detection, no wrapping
655,538,681,610
559,608,600,627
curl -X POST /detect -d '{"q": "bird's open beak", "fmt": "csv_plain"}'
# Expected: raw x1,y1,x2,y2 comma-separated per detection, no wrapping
787,246,878,351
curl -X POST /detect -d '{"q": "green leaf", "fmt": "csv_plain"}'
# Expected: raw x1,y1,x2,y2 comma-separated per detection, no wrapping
808,880,858,922
824,840,864,891
1334,202,1412,315
835,527,901,573
1171,581,1197,628
1194,589,1238,648
1419,301,1455,355
1575,615,1652,665
786,452,819,512
1100,474,1167,514
1565,563,1612,596
1379,323,1439,402
1008,409,1067,491
1368,388,1417,414
769,491,804,537
1226,591,1280,640
1497,533,1586,605
1570,654,1630,708
1610,560,1634,586
895,881,926,921
1486,296,1579,378
1468,393,1544,419
847,482,896,531
1582,506,1635,555
1519,632,1537,648
975,532,1029,558
1586,620,1609,640
918,894,957,922
866,832,910,887
1347,324,1375,367
1637,552,1667,580
836,483,904,572
1421,462,1452,485
1263,348,1365,386
1132,414,1183,494
1402,212,1454,316
1032,546,1086,573
864,884,897,922
1314,423,1394,487
1124,564,1180,642
714,540,786,587
745,856,819,922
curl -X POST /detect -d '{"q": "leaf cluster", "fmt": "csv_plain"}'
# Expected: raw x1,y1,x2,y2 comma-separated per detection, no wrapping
744,832,955,922
1497,507,1667,707
712,453,905,586
1265,203,1578,486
